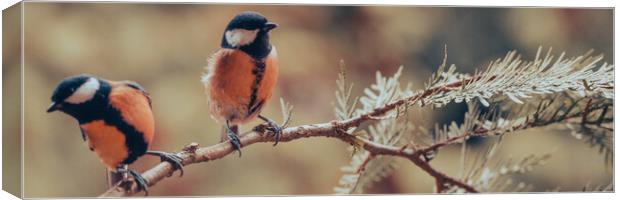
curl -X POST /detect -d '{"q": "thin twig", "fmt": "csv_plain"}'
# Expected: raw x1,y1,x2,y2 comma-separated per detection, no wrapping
355,153,376,174
100,77,483,197
100,76,609,197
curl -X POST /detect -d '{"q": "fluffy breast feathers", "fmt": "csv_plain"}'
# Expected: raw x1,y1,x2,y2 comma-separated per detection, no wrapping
201,47,278,125
80,120,129,169
107,82,155,144
78,82,155,168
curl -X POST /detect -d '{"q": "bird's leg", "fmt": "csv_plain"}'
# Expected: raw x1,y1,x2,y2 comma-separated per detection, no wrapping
226,121,242,157
145,150,184,177
258,114,283,146
116,164,149,196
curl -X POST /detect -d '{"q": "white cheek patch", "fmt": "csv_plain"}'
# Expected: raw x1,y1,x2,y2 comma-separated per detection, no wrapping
65,77,100,104
225,28,259,47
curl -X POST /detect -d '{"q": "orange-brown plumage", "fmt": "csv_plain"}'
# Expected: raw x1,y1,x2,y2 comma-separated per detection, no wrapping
256,47,279,110
80,120,129,169
201,11,280,154
204,47,279,126
76,81,155,169
108,81,155,144
49,75,183,192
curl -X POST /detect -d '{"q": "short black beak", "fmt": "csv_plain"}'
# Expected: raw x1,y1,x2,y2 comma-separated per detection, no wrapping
263,22,278,31
47,102,60,113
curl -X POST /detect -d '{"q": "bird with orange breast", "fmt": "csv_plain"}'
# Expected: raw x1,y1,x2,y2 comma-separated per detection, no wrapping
202,11,281,156
47,74,183,195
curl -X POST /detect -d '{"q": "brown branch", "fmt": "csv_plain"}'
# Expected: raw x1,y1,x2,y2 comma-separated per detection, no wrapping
102,119,477,196
355,153,375,174
100,77,483,197
100,75,608,196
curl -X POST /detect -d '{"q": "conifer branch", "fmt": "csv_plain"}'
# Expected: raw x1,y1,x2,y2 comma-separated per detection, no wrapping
101,76,609,196
100,74,482,197
100,48,613,196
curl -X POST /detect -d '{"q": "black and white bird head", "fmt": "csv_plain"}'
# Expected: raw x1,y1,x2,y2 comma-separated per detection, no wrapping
220,11,278,59
47,74,108,120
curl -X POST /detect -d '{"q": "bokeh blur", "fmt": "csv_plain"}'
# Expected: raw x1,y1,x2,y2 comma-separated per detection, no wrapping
4,2,613,197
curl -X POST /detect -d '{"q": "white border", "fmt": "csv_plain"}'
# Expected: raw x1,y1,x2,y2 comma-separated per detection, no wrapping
1,1,617,200
20,1,25,199
0,0,617,8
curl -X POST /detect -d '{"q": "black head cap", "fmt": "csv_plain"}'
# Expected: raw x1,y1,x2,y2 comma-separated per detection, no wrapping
50,74,92,103
221,11,278,59
225,11,278,32
225,11,270,31
47,74,103,114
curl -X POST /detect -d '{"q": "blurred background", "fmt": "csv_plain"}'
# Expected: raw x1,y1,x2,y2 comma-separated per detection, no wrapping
4,2,613,197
